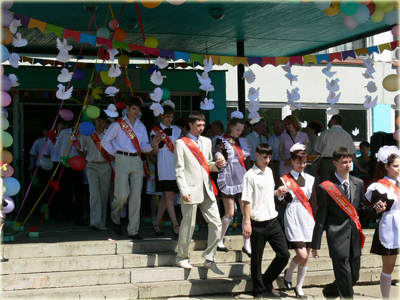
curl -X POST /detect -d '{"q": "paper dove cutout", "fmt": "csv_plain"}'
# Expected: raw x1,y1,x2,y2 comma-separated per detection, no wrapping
248,99,260,114
154,57,169,69
363,95,378,109
242,69,256,84
363,57,374,69
282,61,291,73
199,82,215,95
150,87,163,102
8,74,19,87
91,86,103,100
300,121,308,128
104,104,118,118
326,106,339,115
12,33,28,47
288,102,302,111
326,78,340,92
286,88,300,102
150,102,164,116
326,92,341,105
365,81,377,93
107,48,119,62
203,57,213,73
150,70,167,86
322,63,337,78
105,86,119,97
248,87,260,101
352,127,359,136
57,68,73,82
200,97,214,110
9,53,20,68
56,84,73,100
108,64,122,78
285,73,298,85
9,19,21,34
56,38,73,51
196,72,211,85
57,49,72,63
249,112,261,124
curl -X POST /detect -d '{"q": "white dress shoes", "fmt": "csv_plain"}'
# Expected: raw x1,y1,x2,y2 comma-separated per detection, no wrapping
176,260,193,269
203,260,224,275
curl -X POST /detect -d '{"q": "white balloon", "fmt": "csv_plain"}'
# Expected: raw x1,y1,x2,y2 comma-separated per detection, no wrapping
353,4,370,24
1,117,9,130
395,94,400,106
1,9,13,27
2,195,15,214
315,0,331,10
1,1,13,10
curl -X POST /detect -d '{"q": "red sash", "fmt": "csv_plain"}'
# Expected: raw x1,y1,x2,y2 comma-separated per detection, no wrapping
282,174,314,220
152,125,174,153
222,134,246,170
321,180,365,248
181,136,218,196
378,178,400,200
117,119,142,159
90,132,111,164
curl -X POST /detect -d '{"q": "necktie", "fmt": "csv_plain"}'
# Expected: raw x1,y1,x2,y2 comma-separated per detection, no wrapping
396,180,400,189
343,181,350,199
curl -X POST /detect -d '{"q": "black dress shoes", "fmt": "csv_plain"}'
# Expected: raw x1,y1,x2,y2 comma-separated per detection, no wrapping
283,269,293,290
129,234,143,240
217,246,229,252
113,222,122,235
242,247,251,258
1,257,9,262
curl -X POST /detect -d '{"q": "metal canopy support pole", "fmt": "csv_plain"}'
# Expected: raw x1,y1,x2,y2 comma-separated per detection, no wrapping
237,41,245,115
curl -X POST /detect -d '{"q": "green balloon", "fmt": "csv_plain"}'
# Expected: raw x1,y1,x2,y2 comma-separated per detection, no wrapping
161,88,170,100
340,2,358,16
86,105,100,119
1,131,13,147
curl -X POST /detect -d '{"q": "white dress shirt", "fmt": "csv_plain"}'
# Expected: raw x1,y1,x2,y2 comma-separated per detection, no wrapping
29,137,48,166
79,129,108,162
245,131,268,162
101,116,152,155
44,138,59,162
314,125,356,157
55,128,80,159
242,164,279,222
268,134,281,161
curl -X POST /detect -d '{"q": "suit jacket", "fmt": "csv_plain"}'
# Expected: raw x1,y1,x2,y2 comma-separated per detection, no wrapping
311,175,372,259
174,136,219,204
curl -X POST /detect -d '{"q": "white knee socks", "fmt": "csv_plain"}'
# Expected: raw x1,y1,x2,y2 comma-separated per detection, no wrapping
296,265,308,296
285,258,299,283
218,216,231,247
380,271,392,299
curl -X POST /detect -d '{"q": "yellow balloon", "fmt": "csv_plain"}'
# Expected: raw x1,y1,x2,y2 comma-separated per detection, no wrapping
1,26,13,45
100,71,116,85
394,1,399,10
382,74,400,92
118,54,130,68
300,0,312,2
145,36,158,48
324,1,340,16
141,0,162,8
371,7,385,22
383,1,394,12
374,0,388,7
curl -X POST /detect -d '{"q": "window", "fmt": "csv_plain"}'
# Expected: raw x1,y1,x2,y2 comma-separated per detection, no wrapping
291,109,327,133
339,109,367,142
170,93,203,119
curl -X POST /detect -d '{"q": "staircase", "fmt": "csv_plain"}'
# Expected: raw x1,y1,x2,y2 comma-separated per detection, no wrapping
1,229,398,299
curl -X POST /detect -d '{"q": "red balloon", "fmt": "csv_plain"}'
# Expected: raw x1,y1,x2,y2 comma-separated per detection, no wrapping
68,156,86,171
367,2,376,15
116,101,126,110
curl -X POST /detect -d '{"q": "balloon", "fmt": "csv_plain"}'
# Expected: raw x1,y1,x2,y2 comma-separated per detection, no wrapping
360,0,371,5
0,64,3,76
2,195,15,214
315,0,331,10
0,164,13,177
100,71,116,85
114,28,126,42
2,75,11,91
113,101,124,110
383,9,398,25
144,36,158,48
109,19,119,30
1,107,8,118
395,1,400,10
394,129,400,141
394,94,399,106
1,9,13,27
59,109,74,121
3,177,20,196
118,54,129,67
1,131,13,147
353,4,370,23
374,0,388,8
79,121,95,136
324,1,341,16
73,69,85,81
1,26,13,45
367,2,376,15
1,117,9,130
95,64,108,72
1,44,9,62
340,2,358,16
161,88,171,100
382,74,400,91
40,157,53,171
167,0,185,5
97,27,110,39
86,105,100,119
1,91,11,107
392,25,399,36
1,1,13,10
383,1,394,12
344,15,358,30
371,7,384,22
1,150,13,164
141,0,162,8
68,156,86,171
